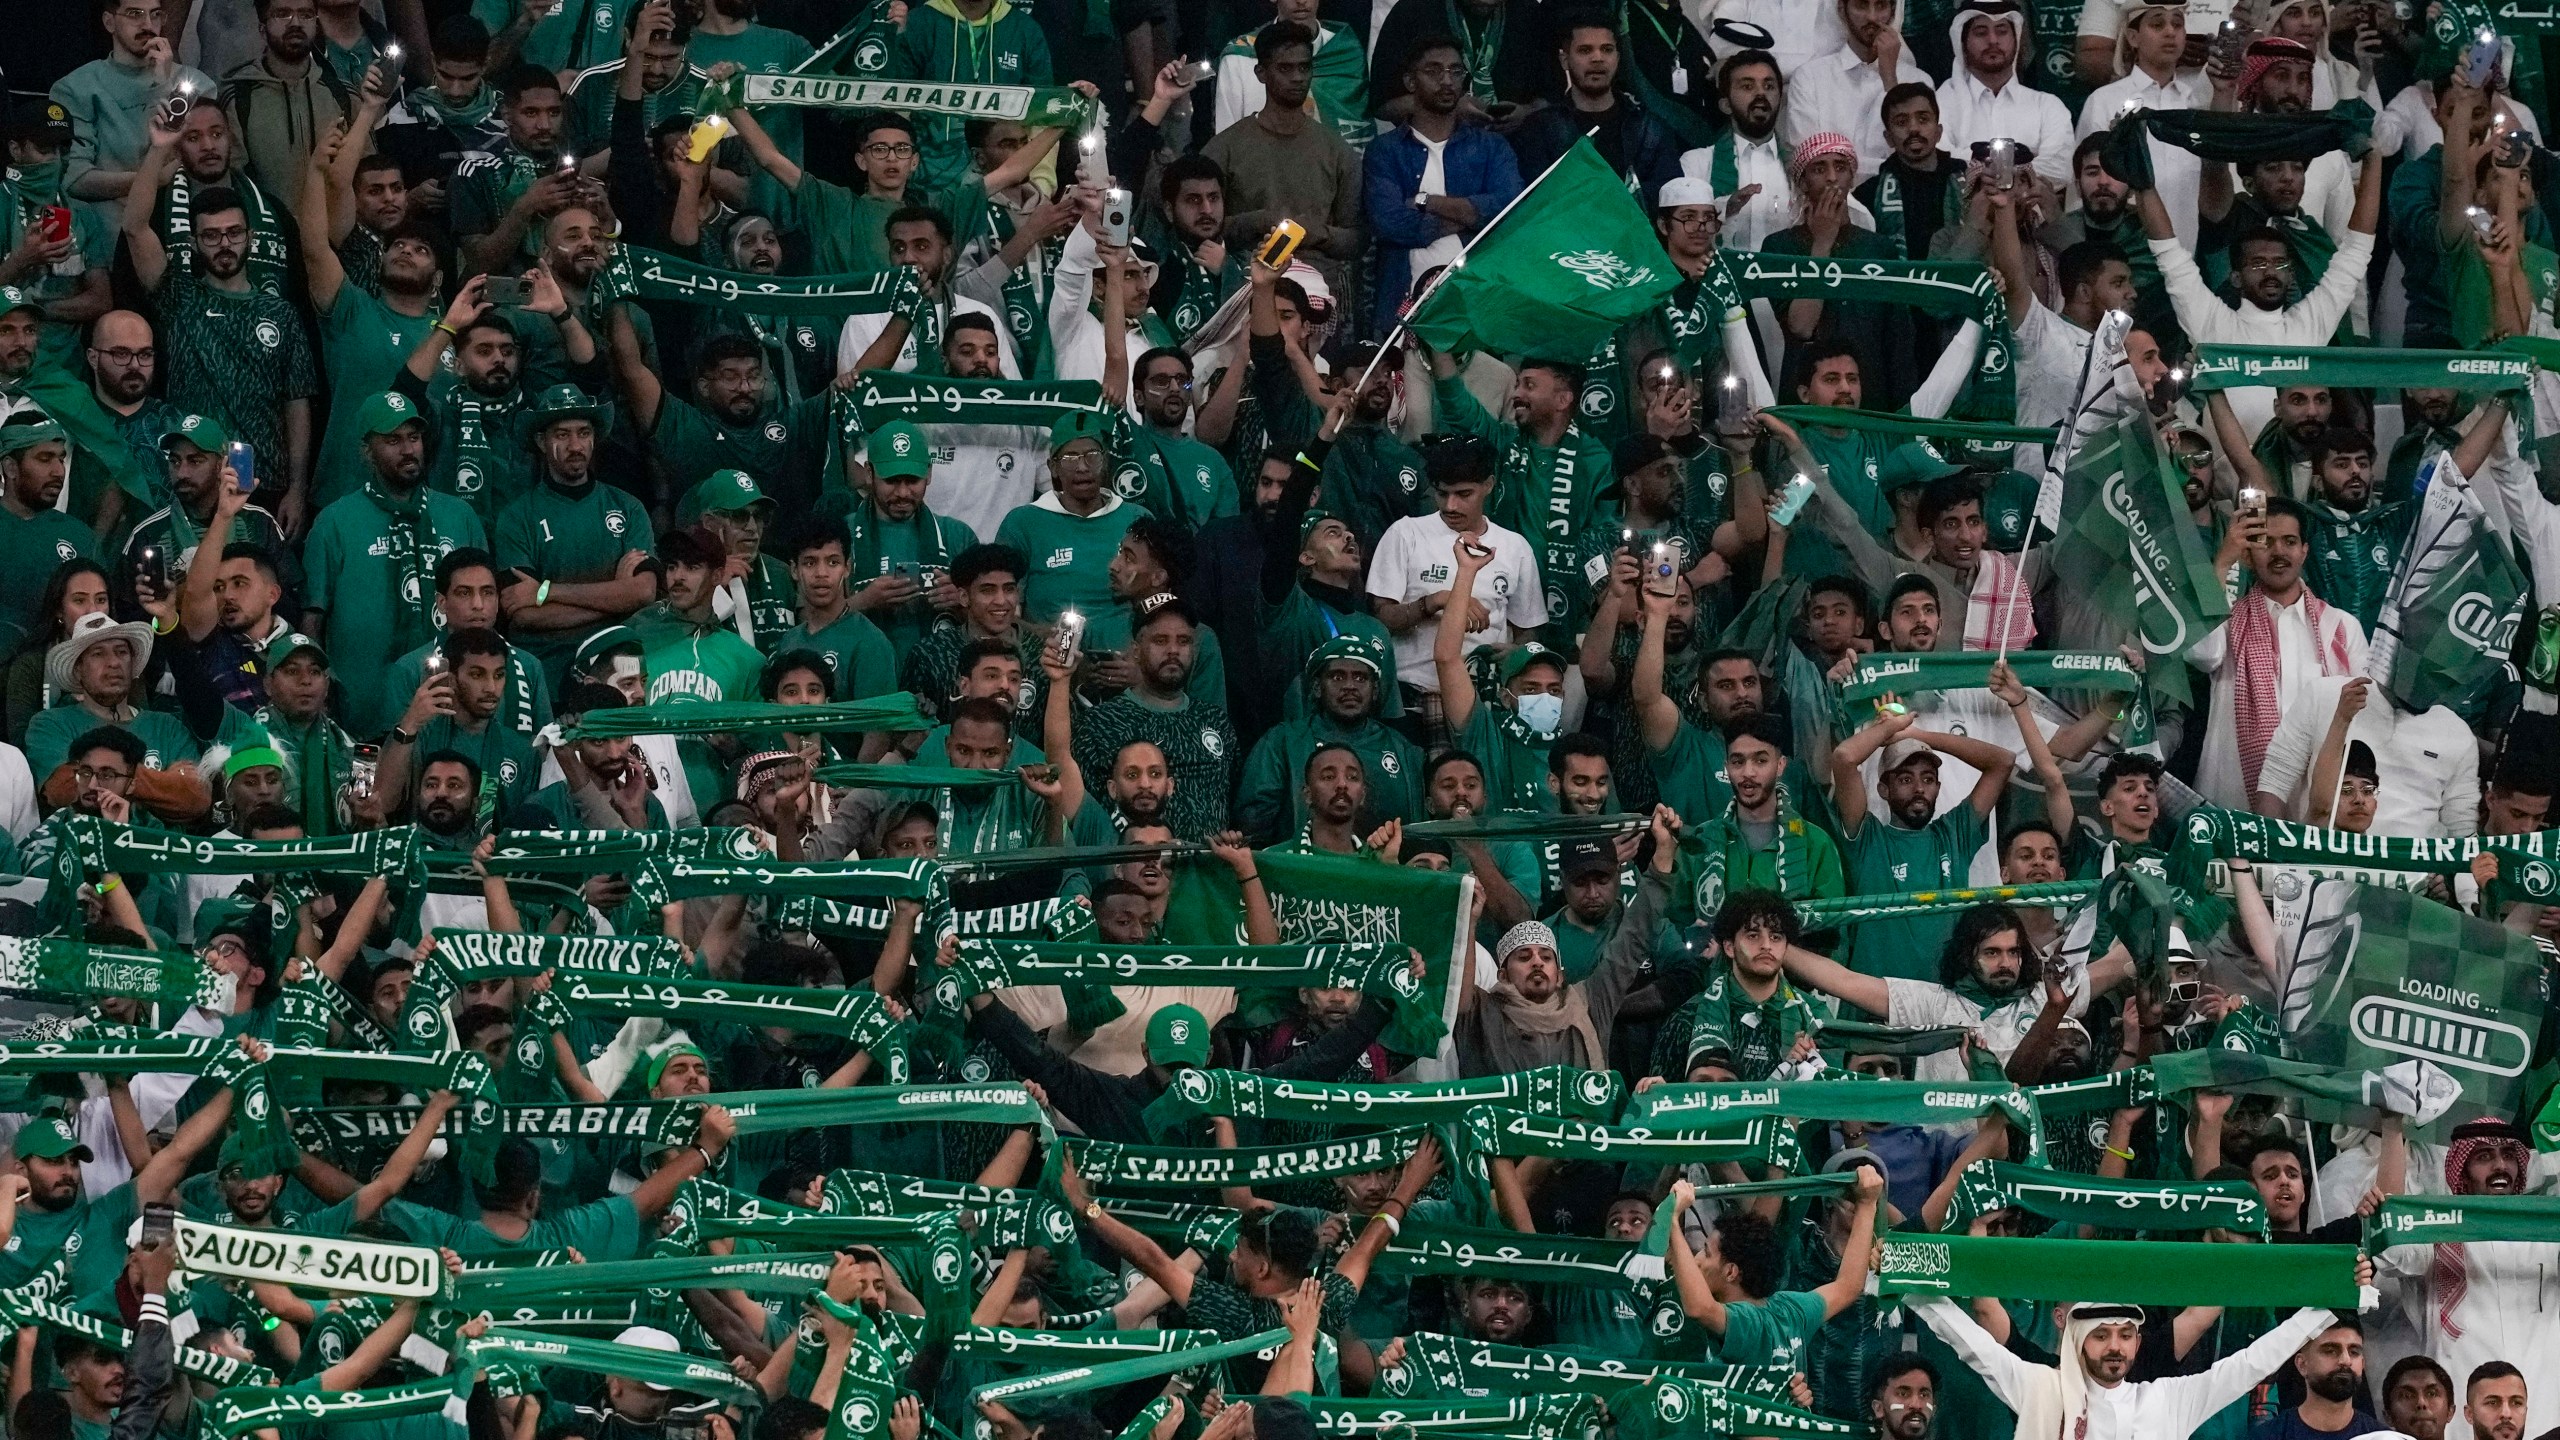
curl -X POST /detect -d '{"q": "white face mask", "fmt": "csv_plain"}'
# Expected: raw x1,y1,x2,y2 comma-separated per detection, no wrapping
1515,692,1564,736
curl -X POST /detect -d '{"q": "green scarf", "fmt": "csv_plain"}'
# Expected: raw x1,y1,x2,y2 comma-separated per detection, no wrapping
45,815,422,887
821,1167,1080,1252
159,168,290,294
257,706,358,837
2149,1049,2426,1132
1443,0,1506,104
987,198,1063,375
1453,1107,1799,1168
1142,1065,1622,1137
2188,344,2537,395
933,941,1428,1039
1678,784,1821,917
1067,1124,1430,1188
820,762,1039,859
2169,804,2560,900
429,927,686,977
1870,163,1969,262
295,1099,702,1152
2099,105,2374,190
734,74,1096,129
0,935,233,1011
468,1326,767,1406
1633,1379,1870,1439
1091,1196,1243,1253
2025,1065,2158,1117
1625,1080,2042,1155
595,245,906,315
849,371,1107,430
2363,1193,2560,1251
1405,812,1644,842
1303,1396,1597,1438
558,696,929,740
1761,405,2054,451
1838,650,2140,704
361,477,442,656
968,1327,1289,1420
1729,255,2014,421
1942,1158,2267,1235
1793,880,2097,928
1378,1330,1793,1401
205,1373,464,1439
1811,1017,1972,1056
1875,1232,2359,1306
457,1252,837,1307
1375,1219,1651,1289
1114,1400,1174,1440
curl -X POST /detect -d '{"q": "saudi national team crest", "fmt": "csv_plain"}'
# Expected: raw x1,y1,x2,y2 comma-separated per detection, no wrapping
1552,250,1655,290
1199,728,1224,758
254,319,281,350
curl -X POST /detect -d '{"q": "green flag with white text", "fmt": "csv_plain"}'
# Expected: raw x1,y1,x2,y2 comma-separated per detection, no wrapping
2367,453,2526,716
2049,405,2229,708
1404,139,1678,360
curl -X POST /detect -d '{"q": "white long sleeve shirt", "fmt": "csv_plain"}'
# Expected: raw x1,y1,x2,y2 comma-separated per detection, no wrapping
2185,592,2369,811
1780,46,1935,180
1677,133,1795,254
2252,673,2478,839
1048,225,1149,409
2149,227,2373,439
1914,1299,2341,1440
1934,69,2075,187
2077,67,2207,245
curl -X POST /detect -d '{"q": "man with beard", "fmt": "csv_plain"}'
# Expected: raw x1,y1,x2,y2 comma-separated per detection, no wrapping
151,463,293,730
2043,134,2169,333
124,118,317,527
617,322,829,518
2074,0,2203,242
0,412,104,644
452,66,579,276
299,129,442,509
304,391,488,737
1072,596,1237,841
84,311,181,535
1830,706,2021,979
2245,427,2406,635
1264,495,1395,727
677,468,796,643
902,544,1043,727
28,608,199,780
0,1061,237,1305
2226,383,2332,500
1371,37,1513,329
770,515,899,700
246,631,354,833
1128,151,1239,346
1110,349,1234,533
1237,636,1423,844
1789,0,1929,182
122,414,295,613
131,99,293,300
1678,51,1790,253
1931,1,2070,187
2384,388,2472,506
220,0,354,200
1262,743,1374,856
1431,352,1614,639
528,682,664,830
2463,1365,2530,1440
632,524,768,806
1310,349,1430,566
2141,140,2380,442
2382,1358,2453,1440
1085,520,1226,710
839,208,1018,381
679,216,831,404
1631,581,1829,824
51,0,214,230
187,1082,452,1232
1867,1357,1939,1440
995,411,1142,625
562,0,708,177
1515,18,1683,204
402,268,598,520
405,750,488,852
2187,498,2366,811
383,549,552,745
493,386,658,680
380,626,539,826
2371,1122,2558,1398
951,121,1077,379
1202,25,1362,296
377,16,503,189
1455,807,1677,1077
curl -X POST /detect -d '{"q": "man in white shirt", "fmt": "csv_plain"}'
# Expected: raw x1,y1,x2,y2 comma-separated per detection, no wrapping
1048,223,1161,403
1934,0,2074,186
2137,141,2381,439
2186,497,2369,810
2253,673,2477,839
1678,50,1794,252
897,314,1054,544
1781,0,1932,178
1985,183,2131,477
2076,0,2206,243
836,209,1019,379
1366,434,1544,695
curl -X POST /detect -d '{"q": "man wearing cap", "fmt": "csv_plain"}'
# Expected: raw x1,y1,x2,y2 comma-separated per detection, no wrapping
118,411,294,606
1085,520,1226,709
1783,0,1931,181
1072,596,1238,841
296,127,443,509
1427,346,1616,639
2075,0,2205,245
50,1,214,230
397,271,595,519
0,410,102,646
303,389,488,738
675,468,797,644
28,610,199,780
0,103,112,357
381,626,541,825
1237,636,1423,844
1829,706,2023,980
1933,2,2072,188
1541,823,1661,987
1362,39,1522,336
539,625,697,826
994,410,1142,626
830,420,976,666
1644,180,1768,392
1266,502,1396,728
1436,539,1575,813
123,111,316,523
615,315,830,520
493,385,657,680
245,630,355,833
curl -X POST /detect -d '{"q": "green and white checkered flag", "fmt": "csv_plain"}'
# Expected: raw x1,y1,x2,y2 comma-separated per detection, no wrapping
2367,452,2526,716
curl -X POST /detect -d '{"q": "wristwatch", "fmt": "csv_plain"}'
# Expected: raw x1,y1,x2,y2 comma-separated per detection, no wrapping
387,725,418,745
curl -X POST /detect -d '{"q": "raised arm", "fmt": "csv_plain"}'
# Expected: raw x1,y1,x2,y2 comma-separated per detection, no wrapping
350,1090,459,1221
607,303,666,434
121,115,180,294
2304,677,2370,827
299,123,350,312
1986,661,2076,835
1629,574,1685,754
1434,536,1491,733
1830,708,1918,834
1058,1156,1197,1305
1778,941,1892,1019
1663,1180,1728,1336
1811,1167,1885,1319
1333,1135,1440,1293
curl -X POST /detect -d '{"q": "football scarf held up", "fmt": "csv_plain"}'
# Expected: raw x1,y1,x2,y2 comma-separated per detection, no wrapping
295,1099,703,1153
2170,805,2560,900
596,246,905,316
1629,1379,1870,1439
1837,650,2142,705
1761,405,2055,450
173,1216,448,1297
1453,1107,1801,1168
1304,1395,1598,1439
1374,1219,1650,1288
1791,880,2099,929
2187,344,2537,396
1874,1232,2361,1307
204,1373,465,1439
428,928,687,979
849,371,1106,430
1941,1158,2267,1235
933,940,1432,1041
735,73,1096,129
0,936,234,1012
2363,1193,2560,1251
42,816,425,904
1623,1080,2044,1159
556,696,929,740
1728,254,2015,421
822,1167,1079,1253
966,1327,1289,1422
1141,1065,1623,1137
1810,1016,1973,1056
1377,1330,1794,1403
0,1287,274,1390
1067,1125,1432,1188
467,1327,768,1407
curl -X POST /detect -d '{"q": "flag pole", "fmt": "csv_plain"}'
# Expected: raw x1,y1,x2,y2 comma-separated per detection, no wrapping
1346,129,1606,399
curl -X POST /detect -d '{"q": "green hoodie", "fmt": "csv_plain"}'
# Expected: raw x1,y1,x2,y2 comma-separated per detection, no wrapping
893,0,1054,192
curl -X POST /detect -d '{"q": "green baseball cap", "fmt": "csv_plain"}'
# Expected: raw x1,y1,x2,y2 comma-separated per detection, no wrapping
869,420,932,479
356,390,425,437
679,468,775,523
1144,1003,1211,1067
160,413,231,455
14,1113,92,1162
217,1125,284,1180
1049,410,1108,451
1498,642,1567,683
266,630,329,668
0,286,40,318
575,624,644,672
1878,440,1962,494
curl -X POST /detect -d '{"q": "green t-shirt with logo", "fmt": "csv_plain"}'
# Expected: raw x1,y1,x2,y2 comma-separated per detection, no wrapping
305,487,488,737
380,1193,642,1259
1113,424,1238,532
413,713,541,825
653,392,832,515
992,496,1141,625
493,477,657,676
385,640,553,743
156,271,319,475
1713,1289,1828,1370
1788,423,1895,584
25,702,201,779
0,508,101,644
315,282,438,507
774,607,898,701
853,508,976,663
1843,804,1989,983
0,1180,139,1306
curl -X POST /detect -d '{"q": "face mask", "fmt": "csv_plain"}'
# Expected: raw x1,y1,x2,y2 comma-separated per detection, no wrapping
8,161,66,199
1515,692,1564,736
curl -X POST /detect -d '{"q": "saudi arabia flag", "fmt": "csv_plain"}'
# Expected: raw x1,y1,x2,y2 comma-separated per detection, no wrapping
2367,452,2526,716
1403,138,1679,359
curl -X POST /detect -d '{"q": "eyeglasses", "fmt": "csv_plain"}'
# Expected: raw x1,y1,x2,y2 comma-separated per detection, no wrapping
1053,449,1108,472
862,142,918,159
2239,255,2293,275
195,224,250,245
112,7,165,19
202,936,251,961
1139,373,1193,392
92,347,156,365
73,765,133,786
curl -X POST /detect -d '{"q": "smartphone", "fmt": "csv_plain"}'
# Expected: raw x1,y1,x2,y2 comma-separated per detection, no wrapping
137,544,167,593
1716,373,1749,431
483,274,532,307
1099,187,1134,248
1987,137,2016,191
40,207,70,246
1645,542,1677,597
1458,538,1494,561
224,440,255,496
890,559,921,582
2237,482,2268,520
2495,124,2528,168
1051,608,1087,665
1256,219,1306,272
423,648,450,679
2210,19,2252,71
1769,472,1815,527
155,80,195,129
142,1202,177,1249
2467,204,2497,241
685,112,734,164
1177,57,1216,85
2463,27,2500,88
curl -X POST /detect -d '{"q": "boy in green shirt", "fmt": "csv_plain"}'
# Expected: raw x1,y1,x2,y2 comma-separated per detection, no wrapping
725,105,990,275
994,410,1142,625
771,514,898,702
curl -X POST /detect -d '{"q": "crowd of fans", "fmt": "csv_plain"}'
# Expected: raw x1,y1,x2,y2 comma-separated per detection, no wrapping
2,0,2559,1435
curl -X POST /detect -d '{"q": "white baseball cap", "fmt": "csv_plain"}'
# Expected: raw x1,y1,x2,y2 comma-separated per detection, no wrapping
1659,176,1716,209
612,1325,684,1391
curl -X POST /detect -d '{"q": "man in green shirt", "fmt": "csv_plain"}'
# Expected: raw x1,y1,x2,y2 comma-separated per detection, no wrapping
493,385,657,680
1071,595,1238,841
0,412,102,644
382,549,553,746
1236,633,1423,845
132,101,295,301
116,412,294,601
615,317,829,518
1114,347,1237,533
686,0,814,180
631,524,770,804
251,629,357,834
902,542,1049,730
1430,349,1616,637
893,0,1055,192
770,515,897,703
838,419,976,666
450,66,579,276
995,410,1142,624
2291,426,2411,634
399,271,600,519
1661,1163,1882,1368
83,309,183,534
1666,708,1846,929
0,1066,236,1304
380,626,540,826
28,609,200,776
726,106,990,275
1830,709,2014,984
382,1115,733,1258
1437,537,1566,814
562,0,707,157
123,120,318,524
303,390,489,737
298,131,442,508
676,468,796,643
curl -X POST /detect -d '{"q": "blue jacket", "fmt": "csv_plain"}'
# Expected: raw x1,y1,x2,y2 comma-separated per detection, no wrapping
1362,123,1524,332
